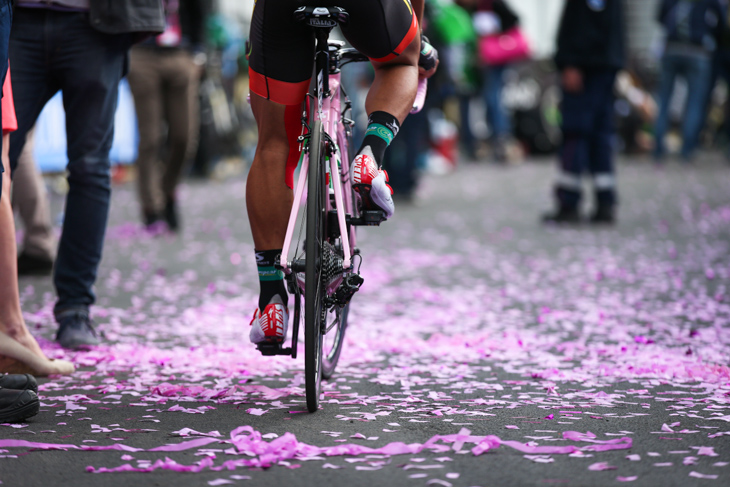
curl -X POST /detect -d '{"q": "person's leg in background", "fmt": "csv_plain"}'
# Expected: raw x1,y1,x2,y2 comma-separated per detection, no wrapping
483,63,509,162
51,14,131,349
127,47,164,228
11,129,56,275
719,51,730,159
457,92,476,161
381,106,428,200
0,164,73,375
680,54,712,162
588,69,619,224
543,69,600,223
652,52,680,161
159,49,201,232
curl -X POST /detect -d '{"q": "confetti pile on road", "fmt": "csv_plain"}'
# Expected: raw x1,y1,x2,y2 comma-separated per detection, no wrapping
4,162,730,486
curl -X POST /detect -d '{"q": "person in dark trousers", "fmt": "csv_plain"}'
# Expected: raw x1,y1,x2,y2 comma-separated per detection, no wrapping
697,4,730,159
473,0,520,162
128,0,208,232
653,0,725,163
8,1,164,350
542,0,626,225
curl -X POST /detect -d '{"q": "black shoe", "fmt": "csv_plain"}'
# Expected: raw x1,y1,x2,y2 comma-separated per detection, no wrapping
164,197,179,232
0,374,38,394
589,206,615,225
56,312,100,349
17,252,54,276
0,388,40,423
541,207,581,224
143,210,162,228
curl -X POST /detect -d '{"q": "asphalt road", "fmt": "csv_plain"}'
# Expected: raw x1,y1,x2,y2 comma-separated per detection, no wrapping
3,155,730,487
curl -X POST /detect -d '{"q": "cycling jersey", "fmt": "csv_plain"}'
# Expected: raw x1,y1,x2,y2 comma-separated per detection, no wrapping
248,0,419,105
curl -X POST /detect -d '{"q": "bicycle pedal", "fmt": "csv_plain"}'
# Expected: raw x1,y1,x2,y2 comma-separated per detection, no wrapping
360,210,386,226
256,342,293,356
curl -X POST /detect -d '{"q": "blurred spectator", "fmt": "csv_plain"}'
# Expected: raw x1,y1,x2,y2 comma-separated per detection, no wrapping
8,1,164,350
715,6,730,158
128,0,209,232
431,0,479,160
653,0,725,163
12,129,56,276
471,0,523,162
543,0,625,225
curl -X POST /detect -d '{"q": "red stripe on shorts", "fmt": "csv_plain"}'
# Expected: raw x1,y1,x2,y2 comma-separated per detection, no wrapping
249,68,310,106
369,12,419,64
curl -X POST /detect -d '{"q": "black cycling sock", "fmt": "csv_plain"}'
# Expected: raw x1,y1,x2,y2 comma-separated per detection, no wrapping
255,249,288,312
358,111,401,165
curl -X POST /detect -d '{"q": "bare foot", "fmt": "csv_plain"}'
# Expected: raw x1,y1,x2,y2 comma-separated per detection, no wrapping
41,359,75,376
0,330,75,376
0,322,45,358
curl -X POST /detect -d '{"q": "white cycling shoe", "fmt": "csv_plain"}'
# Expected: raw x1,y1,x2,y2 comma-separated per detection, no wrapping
249,295,288,345
352,149,395,219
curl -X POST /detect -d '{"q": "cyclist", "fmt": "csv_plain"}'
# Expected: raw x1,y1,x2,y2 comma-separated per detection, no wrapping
246,0,438,345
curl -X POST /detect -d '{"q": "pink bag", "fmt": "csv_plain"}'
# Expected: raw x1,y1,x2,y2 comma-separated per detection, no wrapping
478,27,531,66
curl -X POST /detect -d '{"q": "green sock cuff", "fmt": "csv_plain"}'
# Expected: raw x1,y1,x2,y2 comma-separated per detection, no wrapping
258,265,284,282
364,123,395,146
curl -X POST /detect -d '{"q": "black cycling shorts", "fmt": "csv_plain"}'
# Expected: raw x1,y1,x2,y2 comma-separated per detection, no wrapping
248,0,418,105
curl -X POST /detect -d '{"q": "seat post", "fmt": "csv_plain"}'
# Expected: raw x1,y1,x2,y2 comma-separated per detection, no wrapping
315,28,332,97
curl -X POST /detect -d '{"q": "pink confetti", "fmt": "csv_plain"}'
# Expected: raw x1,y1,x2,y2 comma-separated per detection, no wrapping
246,408,267,416
588,462,616,471
689,472,719,480
697,447,719,457
208,480,233,486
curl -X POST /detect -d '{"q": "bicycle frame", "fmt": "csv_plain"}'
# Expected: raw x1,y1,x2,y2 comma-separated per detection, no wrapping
279,35,356,274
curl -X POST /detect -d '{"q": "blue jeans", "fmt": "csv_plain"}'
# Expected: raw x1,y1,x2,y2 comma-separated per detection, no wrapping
653,51,712,160
8,8,131,318
557,69,618,209
482,64,510,138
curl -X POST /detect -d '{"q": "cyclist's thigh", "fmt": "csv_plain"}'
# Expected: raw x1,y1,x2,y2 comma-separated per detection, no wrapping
336,0,418,63
248,0,314,105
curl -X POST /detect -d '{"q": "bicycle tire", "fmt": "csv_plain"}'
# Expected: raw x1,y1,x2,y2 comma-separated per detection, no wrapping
305,119,326,413
321,302,348,379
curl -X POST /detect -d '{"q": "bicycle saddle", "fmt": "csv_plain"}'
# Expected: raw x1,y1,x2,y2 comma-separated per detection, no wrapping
294,6,349,28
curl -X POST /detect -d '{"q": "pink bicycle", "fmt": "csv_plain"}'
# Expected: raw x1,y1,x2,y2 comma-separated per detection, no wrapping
256,6,427,412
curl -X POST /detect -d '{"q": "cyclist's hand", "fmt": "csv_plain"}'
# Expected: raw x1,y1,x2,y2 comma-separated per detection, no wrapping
418,35,439,79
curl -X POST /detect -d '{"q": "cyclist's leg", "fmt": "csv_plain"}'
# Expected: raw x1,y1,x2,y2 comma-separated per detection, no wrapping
340,0,421,217
247,96,293,252
246,0,313,343
366,38,420,124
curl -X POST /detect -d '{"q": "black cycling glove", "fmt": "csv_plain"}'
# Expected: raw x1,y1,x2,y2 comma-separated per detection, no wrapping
419,35,438,72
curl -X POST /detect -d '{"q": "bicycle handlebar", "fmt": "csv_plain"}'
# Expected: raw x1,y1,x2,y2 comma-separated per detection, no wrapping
411,78,428,114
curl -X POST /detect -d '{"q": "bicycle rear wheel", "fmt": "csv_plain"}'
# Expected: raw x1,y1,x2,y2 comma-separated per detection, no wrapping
305,120,326,413
321,301,348,379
